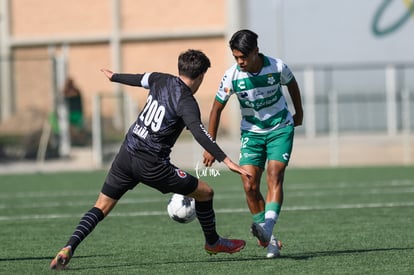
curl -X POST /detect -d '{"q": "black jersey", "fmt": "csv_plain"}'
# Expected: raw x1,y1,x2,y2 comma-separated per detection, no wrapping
110,72,226,163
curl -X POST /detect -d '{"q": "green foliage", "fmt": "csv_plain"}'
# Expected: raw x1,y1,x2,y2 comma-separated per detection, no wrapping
0,166,413,274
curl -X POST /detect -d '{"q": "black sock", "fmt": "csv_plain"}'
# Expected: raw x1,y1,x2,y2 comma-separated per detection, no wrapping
66,207,105,252
195,200,220,245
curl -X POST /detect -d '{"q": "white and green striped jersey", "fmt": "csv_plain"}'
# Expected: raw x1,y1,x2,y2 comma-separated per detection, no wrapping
215,54,294,133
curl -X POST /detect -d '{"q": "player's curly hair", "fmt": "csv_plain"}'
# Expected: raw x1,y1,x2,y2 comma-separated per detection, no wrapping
178,49,211,79
229,29,258,56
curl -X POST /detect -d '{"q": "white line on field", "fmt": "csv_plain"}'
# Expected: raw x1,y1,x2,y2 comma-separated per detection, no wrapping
1,179,413,200
2,187,414,210
1,201,413,222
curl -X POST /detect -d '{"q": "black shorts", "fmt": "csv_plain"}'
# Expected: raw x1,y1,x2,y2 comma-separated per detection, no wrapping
101,145,198,200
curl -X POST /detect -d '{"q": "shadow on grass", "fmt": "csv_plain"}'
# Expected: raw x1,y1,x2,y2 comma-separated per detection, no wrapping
2,247,411,271
57,246,414,271
284,247,414,260
0,254,110,262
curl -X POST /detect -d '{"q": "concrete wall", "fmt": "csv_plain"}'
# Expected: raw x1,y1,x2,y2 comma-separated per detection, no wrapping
2,0,232,127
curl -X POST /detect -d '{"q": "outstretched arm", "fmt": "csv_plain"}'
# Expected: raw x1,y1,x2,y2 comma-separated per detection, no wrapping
100,68,144,87
101,68,114,80
222,157,252,179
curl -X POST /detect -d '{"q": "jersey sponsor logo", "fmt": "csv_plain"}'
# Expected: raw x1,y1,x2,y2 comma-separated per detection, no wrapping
256,90,264,97
267,75,276,85
237,80,246,90
242,152,259,158
239,92,248,98
240,89,280,110
175,168,187,178
219,75,228,89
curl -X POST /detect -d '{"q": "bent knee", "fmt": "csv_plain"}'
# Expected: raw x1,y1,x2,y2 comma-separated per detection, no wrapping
203,186,214,200
191,180,214,201
243,181,260,194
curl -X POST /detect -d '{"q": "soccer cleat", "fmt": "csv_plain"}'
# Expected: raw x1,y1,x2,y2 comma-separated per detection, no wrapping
204,237,246,255
250,223,272,247
257,234,283,248
50,246,72,270
257,239,269,248
266,236,283,258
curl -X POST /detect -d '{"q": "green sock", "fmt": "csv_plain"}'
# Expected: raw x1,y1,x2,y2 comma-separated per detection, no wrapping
265,202,281,215
252,211,265,223
263,202,281,233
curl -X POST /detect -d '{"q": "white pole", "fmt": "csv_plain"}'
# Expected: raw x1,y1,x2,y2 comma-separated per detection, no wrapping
401,88,411,164
0,0,12,121
55,50,71,158
111,0,123,131
226,0,245,140
304,68,316,138
329,89,339,166
92,94,103,167
123,93,136,133
385,65,397,136
36,120,52,164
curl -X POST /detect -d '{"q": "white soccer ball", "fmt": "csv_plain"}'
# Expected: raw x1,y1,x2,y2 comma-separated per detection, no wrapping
167,193,196,223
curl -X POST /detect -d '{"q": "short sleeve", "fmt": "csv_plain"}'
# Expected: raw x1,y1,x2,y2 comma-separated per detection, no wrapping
215,70,235,104
280,63,294,85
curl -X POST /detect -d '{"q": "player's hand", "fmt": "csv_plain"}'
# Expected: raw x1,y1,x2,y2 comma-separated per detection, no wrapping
101,68,114,80
222,157,252,179
293,113,303,126
203,151,216,167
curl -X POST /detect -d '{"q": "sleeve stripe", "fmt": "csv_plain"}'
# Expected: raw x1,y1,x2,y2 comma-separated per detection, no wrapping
141,72,152,88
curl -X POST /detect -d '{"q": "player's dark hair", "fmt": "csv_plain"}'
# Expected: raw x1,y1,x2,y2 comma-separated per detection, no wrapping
178,49,211,79
229,29,258,56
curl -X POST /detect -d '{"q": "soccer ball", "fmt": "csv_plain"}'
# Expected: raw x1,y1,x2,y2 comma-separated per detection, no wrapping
167,193,196,223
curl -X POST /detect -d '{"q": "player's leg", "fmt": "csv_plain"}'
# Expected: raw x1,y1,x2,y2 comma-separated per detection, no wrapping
239,132,270,242
239,131,267,217
264,160,286,231
263,160,286,258
241,165,265,215
50,145,135,269
50,193,117,270
143,163,217,247
143,162,246,255
187,179,219,245
263,125,294,232
249,163,285,257
260,125,294,257
188,179,246,254
241,166,276,246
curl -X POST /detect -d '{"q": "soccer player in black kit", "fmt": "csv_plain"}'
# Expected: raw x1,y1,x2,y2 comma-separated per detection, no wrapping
50,49,252,270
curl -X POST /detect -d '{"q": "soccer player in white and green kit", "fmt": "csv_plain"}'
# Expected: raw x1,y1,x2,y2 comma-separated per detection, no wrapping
203,29,304,258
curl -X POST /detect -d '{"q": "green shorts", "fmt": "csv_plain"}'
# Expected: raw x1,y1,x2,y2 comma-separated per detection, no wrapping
239,125,294,169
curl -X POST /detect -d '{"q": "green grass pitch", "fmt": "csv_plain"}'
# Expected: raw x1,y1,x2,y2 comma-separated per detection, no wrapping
0,166,413,274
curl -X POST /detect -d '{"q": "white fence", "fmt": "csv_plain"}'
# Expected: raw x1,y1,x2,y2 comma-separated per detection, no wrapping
292,62,414,137
286,62,414,167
